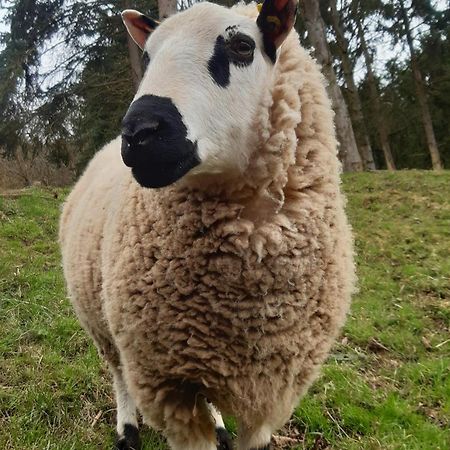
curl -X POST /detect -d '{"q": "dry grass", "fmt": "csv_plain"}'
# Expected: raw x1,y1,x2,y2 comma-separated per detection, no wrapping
0,152,73,190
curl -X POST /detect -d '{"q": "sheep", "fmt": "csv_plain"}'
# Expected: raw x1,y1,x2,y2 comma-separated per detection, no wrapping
59,1,355,449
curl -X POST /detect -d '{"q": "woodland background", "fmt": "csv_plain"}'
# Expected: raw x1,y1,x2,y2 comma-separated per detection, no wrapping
1,2,449,449
0,0,449,188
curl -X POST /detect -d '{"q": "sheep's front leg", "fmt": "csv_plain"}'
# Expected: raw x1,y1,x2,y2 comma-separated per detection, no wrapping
207,400,233,450
162,395,232,450
237,422,272,450
112,368,140,450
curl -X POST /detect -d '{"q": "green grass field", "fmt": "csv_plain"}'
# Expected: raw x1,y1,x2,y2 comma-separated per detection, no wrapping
1,171,449,450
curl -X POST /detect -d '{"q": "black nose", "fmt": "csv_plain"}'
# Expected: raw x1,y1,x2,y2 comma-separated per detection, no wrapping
120,94,200,189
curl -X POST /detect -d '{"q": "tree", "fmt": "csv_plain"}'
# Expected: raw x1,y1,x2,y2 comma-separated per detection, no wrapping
0,0,158,172
326,0,376,170
0,0,65,159
300,0,363,171
417,7,450,168
350,0,396,170
1,0,448,183
384,0,443,169
121,0,177,96
125,0,144,90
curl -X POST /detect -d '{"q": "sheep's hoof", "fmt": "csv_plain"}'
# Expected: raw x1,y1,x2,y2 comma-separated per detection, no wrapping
216,427,233,450
115,424,141,450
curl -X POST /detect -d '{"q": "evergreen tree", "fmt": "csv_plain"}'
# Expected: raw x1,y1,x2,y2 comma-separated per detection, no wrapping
0,0,449,182
0,0,158,172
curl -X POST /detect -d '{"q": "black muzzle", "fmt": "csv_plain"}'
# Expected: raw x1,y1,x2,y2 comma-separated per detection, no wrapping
121,95,199,188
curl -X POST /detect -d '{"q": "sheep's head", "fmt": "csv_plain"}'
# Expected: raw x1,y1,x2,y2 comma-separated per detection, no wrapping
121,0,298,188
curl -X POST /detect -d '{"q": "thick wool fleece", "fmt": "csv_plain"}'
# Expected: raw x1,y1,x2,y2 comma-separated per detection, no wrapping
60,3,355,441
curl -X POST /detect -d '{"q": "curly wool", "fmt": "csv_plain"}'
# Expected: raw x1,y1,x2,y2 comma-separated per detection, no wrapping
60,3,355,439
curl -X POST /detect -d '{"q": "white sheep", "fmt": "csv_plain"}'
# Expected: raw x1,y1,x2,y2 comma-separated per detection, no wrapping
59,1,355,449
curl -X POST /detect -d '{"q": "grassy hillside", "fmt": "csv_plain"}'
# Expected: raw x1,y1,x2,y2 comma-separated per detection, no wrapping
1,171,449,450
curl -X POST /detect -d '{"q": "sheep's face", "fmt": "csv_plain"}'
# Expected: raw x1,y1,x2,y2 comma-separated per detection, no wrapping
121,0,297,188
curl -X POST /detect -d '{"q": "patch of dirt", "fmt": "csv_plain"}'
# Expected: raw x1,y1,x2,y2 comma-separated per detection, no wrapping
272,421,304,449
272,420,331,449
416,402,449,429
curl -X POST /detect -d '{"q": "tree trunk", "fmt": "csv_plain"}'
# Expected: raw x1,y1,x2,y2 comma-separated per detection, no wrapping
399,0,443,170
14,146,33,186
355,16,396,170
301,0,363,172
124,0,144,91
124,0,178,91
158,0,177,19
328,0,375,170
126,34,144,91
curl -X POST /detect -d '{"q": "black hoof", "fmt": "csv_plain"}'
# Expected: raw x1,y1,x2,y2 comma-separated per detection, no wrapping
216,427,233,450
115,424,141,450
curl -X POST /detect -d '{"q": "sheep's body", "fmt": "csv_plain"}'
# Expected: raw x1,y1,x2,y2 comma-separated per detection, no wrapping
60,3,355,449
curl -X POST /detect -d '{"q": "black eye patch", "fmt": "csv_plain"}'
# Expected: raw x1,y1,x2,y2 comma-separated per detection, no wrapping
208,36,230,87
208,32,256,88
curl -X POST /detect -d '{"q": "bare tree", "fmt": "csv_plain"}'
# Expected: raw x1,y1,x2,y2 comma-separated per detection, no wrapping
125,0,144,90
398,0,443,170
354,15,396,170
301,0,363,171
328,0,375,170
126,35,144,90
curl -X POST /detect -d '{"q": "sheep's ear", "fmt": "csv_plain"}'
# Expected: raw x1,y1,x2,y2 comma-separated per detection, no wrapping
122,9,159,50
256,0,298,62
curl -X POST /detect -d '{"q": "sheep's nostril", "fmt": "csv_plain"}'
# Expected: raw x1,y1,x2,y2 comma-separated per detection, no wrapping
134,123,160,147
121,119,163,168
138,120,160,133
121,120,161,146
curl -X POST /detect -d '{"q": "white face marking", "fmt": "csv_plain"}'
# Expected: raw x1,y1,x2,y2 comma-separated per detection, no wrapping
135,3,274,176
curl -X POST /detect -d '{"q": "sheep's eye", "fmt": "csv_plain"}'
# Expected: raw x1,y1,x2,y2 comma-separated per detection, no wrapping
142,51,150,70
228,33,255,63
234,39,254,56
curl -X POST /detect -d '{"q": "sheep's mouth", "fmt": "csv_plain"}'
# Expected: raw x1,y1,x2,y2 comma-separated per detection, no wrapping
131,144,200,189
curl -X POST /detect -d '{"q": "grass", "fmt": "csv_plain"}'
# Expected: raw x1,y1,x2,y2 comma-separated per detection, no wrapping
1,171,449,450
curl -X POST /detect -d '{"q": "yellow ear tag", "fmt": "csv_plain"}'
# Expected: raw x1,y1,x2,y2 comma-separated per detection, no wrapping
267,15,281,32
257,3,263,12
